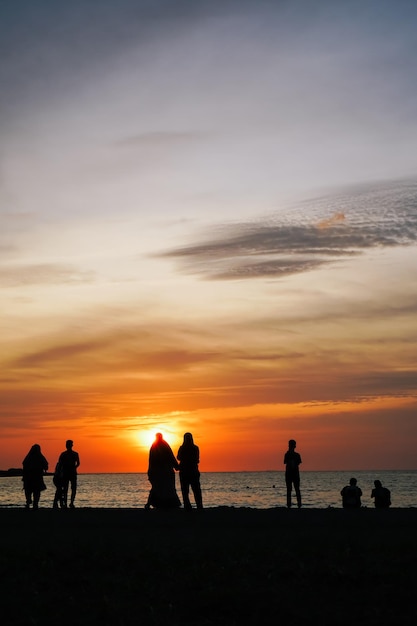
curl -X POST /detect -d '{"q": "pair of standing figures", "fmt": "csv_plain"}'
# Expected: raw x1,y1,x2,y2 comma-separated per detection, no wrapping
146,435,301,510
146,432,203,510
22,439,80,509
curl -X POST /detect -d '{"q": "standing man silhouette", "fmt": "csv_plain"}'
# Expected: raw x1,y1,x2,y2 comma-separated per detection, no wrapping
284,439,302,508
59,439,80,508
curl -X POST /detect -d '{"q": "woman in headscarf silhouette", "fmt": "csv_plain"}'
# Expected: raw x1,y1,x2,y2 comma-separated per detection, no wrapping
145,433,181,509
22,444,49,509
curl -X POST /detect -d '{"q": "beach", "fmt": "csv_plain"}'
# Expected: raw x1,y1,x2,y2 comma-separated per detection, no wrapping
1,506,416,625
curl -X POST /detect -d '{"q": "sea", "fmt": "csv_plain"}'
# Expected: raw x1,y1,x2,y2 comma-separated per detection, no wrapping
1,470,416,509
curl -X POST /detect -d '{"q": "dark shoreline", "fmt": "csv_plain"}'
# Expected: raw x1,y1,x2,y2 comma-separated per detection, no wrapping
1,506,416,625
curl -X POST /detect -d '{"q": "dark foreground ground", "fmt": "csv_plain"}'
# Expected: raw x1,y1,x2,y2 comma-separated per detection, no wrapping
1,506,416,626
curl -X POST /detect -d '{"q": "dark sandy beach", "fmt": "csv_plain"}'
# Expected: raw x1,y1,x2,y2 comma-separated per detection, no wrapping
1,506,416,625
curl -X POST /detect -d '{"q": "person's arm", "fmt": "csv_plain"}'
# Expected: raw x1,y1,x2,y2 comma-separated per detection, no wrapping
169,447,180,470
75,453,80,468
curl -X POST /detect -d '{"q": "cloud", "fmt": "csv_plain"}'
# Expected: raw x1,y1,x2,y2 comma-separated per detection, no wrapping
159,180,417,279
114,131,206,148
0,263,95,287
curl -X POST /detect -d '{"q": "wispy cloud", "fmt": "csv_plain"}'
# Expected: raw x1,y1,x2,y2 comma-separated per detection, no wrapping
0,263,95,287
160,180,417,279
114,131,206,148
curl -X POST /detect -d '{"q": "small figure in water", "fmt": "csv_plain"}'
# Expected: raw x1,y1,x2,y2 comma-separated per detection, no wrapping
177,432,203,511
341,477,362,508
371,479,391,508
22,444,49,509
284,439,302,508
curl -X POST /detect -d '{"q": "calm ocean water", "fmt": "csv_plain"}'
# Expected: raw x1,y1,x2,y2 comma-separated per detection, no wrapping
1,470,416,509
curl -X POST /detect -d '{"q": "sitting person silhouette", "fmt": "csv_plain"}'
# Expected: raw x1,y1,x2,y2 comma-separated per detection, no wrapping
371,479,391,508
341,477,362,508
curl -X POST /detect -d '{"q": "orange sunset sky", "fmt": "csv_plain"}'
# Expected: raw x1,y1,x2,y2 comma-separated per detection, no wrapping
1,1,417,473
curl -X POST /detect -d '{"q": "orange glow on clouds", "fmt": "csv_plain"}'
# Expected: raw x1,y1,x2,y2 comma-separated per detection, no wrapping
1,394,416,473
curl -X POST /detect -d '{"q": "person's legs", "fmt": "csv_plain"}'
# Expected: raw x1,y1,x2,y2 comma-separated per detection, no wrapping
294,477,302,508
33,490,40,509
53,485,64,508
69,476,77,507
180,474,192,510
62,478,69,507
285,477,292,508
190,478,203,509
24,487,32,508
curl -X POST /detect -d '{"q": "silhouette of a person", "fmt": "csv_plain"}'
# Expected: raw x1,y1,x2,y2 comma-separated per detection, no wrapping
341,477,362,508
58,439,80,508
145,433,181,509
22,444,49,509
52,461,65,509
177,432,203,511
371,479,391,508
284,439,302,508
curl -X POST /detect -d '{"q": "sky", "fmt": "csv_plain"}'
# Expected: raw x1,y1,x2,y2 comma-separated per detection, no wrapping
1,0,417,473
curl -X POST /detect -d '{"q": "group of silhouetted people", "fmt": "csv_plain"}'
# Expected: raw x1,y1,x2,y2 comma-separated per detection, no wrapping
340,476,391,509
145,432,203,511
283,439,392,509
21,435,392,510
22,440,80,509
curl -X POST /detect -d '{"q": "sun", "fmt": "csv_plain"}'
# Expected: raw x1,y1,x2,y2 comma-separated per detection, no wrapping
134,427,181,451
129,413,185,452
135,429,159,450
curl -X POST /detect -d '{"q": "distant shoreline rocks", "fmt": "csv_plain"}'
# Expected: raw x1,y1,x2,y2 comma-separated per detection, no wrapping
0,468,54,477
0,468,23,477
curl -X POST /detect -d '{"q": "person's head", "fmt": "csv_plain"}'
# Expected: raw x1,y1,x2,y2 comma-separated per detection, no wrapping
66,440,73,450
31,444,41,454
155,433,163,442
183,432,194,444
288,439,296,450
374,479,382,488
349,477,357,486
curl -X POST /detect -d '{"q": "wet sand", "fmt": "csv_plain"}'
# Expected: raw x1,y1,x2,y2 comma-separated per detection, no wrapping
1,506,416,625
